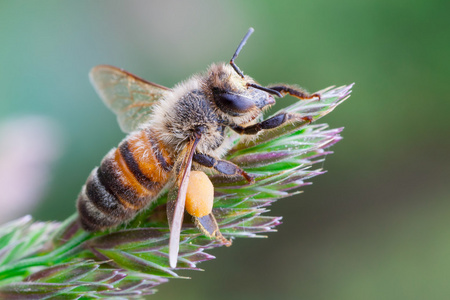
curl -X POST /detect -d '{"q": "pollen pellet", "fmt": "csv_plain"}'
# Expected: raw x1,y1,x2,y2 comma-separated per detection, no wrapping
185,171,214,218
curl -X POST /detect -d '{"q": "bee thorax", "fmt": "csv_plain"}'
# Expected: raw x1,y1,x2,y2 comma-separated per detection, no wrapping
152,88,225,155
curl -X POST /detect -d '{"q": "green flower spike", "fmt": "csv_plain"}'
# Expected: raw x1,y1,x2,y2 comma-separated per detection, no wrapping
0,84,353,299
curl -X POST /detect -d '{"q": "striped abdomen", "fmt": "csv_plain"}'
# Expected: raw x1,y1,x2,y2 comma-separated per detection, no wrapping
77,128,173,231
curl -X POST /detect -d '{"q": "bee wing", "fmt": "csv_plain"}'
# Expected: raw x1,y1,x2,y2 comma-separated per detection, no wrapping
89,65,171,133
167,138,200,268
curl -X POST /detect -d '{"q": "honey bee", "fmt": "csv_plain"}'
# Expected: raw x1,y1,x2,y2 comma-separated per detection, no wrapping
76,28,319,268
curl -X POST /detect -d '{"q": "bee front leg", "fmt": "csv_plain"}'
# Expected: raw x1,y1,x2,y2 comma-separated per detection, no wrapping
193,153,255,184
231,112,311,135
267,85,321,100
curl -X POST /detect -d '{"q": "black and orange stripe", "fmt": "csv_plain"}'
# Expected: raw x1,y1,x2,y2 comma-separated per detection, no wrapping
77,129,174,231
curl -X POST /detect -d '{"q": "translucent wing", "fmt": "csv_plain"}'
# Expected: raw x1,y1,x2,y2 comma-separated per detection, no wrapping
167,138,200,268
89,65,170,133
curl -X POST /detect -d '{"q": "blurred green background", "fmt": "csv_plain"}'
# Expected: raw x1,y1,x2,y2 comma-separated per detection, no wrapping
1,1,449,299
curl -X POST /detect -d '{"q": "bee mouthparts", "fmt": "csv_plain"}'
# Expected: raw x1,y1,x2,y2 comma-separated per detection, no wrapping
266,95,276,106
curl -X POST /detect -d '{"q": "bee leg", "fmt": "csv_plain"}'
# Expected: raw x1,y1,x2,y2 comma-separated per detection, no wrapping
195,214,232,246
193,153,254,183
267,85,321,100
231,112,311,135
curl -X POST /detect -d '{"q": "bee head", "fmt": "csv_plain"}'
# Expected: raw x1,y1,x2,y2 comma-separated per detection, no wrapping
204,28,282,123
206,63,276,119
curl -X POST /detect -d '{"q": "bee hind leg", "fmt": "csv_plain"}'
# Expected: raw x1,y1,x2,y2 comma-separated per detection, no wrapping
195,213,232,246
193,153,254,184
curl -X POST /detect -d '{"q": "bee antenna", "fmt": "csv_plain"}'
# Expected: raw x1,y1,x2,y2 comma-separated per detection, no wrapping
230,27,254,78
247,83,283,98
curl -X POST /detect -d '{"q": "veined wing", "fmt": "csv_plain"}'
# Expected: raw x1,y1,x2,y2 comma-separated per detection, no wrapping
89,65,170,133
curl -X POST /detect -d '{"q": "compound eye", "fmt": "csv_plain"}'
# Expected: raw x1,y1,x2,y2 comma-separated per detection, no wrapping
213,91,256,116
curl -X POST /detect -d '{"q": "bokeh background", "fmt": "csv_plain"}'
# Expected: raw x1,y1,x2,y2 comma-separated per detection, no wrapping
1,1,449,299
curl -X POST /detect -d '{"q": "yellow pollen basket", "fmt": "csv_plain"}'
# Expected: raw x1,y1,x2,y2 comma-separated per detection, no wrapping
185,171,214,218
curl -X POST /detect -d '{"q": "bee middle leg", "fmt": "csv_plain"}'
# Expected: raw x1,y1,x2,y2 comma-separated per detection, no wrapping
231,112,312,135
267,84,321,100
193,153,255,183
